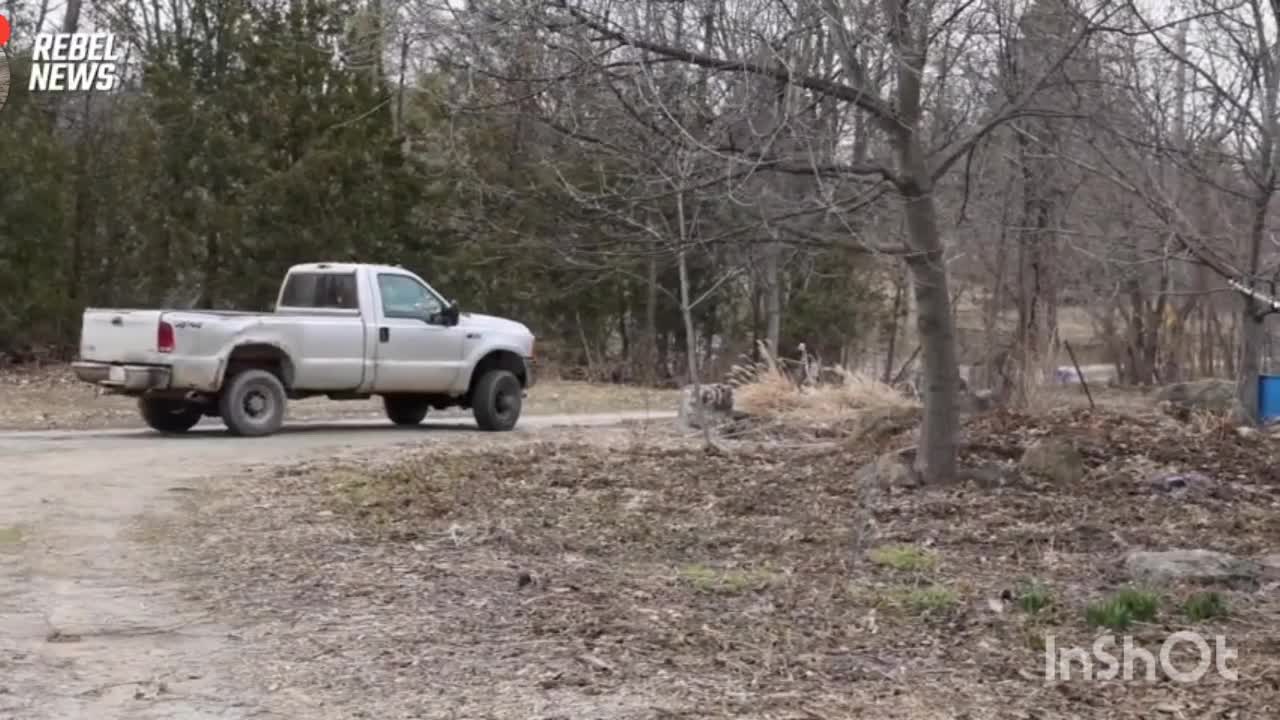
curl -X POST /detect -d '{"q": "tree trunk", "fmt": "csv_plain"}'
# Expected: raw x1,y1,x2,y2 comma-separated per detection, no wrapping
898,147,959,482
61,0,81,33
1238,172,1273,421
201,231,220,308
645,254,658,383
764,241,781,354
750,279,762,360
674,188,713,448
981,195,1012,392
68,120,92,306
882,269,904,384
1225,312,1238,377
1013,131,1053,402
1239,301,1264,422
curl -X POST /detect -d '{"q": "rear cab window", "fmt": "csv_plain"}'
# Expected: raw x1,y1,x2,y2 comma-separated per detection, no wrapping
279,272,359,310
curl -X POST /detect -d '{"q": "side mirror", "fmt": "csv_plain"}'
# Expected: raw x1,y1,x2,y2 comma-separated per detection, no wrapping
425,301,460,326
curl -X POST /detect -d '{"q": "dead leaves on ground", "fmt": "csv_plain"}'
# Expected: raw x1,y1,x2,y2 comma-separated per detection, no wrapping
163,409,1280,718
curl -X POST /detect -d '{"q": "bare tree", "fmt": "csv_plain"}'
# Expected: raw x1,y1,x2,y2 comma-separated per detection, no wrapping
1073,0,1280,419
443,0,1123,481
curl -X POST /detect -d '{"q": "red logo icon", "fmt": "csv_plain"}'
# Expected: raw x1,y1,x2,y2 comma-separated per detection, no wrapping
0,14,10,46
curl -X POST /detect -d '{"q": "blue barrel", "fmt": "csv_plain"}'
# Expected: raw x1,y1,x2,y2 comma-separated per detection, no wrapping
1259,375,1280,422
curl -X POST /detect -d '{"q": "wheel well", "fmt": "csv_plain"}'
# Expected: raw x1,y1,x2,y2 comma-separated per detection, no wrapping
468,350,527,395
223,343,294,389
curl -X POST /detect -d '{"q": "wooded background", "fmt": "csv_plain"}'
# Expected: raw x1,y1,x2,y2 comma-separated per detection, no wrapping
1,0,1275,408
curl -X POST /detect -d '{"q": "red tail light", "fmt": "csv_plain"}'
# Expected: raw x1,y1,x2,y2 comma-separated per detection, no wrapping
157,320,175,353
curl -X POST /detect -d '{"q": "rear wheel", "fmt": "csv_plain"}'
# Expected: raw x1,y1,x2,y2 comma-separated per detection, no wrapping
383,395,430,426
138,397,203,434
218,369,287,437
472,369,522,431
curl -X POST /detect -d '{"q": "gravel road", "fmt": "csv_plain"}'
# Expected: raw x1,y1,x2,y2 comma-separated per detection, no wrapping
0,411,672,719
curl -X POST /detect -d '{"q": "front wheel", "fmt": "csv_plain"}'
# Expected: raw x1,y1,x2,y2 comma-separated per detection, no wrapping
138,397,203,434
218,369,287,437
384,395,430,426
472,369,523,431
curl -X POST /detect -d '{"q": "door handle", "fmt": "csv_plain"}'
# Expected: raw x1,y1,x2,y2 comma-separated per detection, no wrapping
379,327,390,342
466,332,480,339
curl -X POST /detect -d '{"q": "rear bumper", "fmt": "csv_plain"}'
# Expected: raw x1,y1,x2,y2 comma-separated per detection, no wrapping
72,361,171,392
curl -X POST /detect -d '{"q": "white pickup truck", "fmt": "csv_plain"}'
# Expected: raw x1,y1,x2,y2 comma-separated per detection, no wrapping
71,262,536,436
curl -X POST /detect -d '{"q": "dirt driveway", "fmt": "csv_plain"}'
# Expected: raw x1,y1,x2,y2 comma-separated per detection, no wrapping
0,412,671,719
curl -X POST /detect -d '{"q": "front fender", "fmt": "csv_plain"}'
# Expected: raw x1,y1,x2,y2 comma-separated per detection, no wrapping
455,343,532,394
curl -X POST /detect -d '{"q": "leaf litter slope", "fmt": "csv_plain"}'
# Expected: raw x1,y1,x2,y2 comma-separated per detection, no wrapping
172,411,1280,719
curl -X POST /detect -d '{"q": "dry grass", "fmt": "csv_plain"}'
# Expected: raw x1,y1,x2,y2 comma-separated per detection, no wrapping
731,346,917,419
0,365,680,430
164,409,1280,719
728,344,1152,426
725,346,921,443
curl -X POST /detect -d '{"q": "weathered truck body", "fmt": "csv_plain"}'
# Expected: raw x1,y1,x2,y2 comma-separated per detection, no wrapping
72,262,535,436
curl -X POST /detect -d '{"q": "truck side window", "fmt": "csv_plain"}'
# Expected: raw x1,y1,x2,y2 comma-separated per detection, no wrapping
280,273,319,307
378,274,442,319
281,272,358,309
318,274,358,309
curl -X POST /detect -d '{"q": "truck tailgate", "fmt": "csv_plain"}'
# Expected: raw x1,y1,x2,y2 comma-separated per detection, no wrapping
79,309,168,364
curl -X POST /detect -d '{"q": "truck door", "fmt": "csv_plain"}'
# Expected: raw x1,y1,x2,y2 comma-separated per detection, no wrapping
278,271,366,391
370,272,466,392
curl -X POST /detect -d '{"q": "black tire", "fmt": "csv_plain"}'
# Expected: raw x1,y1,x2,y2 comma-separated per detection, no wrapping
218,369,287,437
384,395,430,426
138,397,203,434
472,369,523,431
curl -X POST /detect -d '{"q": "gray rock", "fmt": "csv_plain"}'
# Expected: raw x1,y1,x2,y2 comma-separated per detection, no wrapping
1125,549,1259,584
1020,438,1087,484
